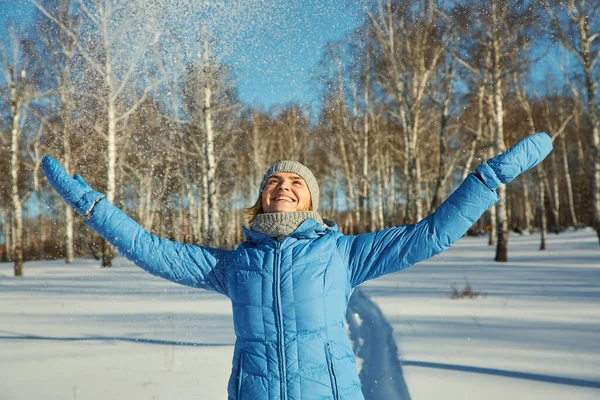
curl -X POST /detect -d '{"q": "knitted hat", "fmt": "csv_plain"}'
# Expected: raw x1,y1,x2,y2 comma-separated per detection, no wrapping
259,161,320,211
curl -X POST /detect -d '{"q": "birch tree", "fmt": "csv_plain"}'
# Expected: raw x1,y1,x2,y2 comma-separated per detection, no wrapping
540,94,575,230
544,0,600,244
33,0,165,265
36,0,80,262
180,36,240,246
448,0,537,260
429,46,460,213
370,0,446,222
512,70,549,249
318,41,362,232
0,33,42,275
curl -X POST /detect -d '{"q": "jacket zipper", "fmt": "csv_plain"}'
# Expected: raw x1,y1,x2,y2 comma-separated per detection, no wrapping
326,342,339,400
274,242,287,400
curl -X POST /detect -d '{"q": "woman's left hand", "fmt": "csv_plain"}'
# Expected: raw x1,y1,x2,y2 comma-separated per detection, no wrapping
475,132,553,190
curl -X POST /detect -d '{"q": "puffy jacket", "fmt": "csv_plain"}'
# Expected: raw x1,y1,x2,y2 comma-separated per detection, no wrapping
85,173,498,399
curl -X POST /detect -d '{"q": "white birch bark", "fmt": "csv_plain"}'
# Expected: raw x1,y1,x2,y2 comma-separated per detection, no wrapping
63,134,74,263
538,167,547,250
560,135,578,226
522,175,533,231
10,77,24,276
375,154,385,230
549,151,561,231
460,63,489,182
430,58,456,213
3,33,36,276
487,145,497,246
202,38,219,246
490,0,511,262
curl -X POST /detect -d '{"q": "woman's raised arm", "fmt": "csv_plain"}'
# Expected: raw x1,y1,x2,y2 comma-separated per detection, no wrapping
42,156,230,296
337,132,553,288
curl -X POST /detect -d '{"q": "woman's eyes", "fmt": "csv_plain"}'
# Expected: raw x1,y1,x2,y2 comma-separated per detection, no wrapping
266,178,304,186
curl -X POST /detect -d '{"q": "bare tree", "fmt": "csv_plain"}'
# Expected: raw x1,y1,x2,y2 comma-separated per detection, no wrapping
180,35,241,246
512,70,548,249
544,0,600,244
319,41,361,232
33,0,165,265
448,0,537,260
540,94,576,230
430,47,460,212
0,33,42,275
369,0,446,222
36,0,81,262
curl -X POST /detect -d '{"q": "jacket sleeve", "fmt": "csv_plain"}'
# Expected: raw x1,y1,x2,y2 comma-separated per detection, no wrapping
337,174,499,288
84,198,230,296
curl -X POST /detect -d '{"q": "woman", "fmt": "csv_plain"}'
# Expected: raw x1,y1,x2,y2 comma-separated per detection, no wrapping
42,132,552,400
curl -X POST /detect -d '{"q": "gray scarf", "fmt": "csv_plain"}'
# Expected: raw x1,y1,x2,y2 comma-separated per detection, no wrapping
250,211,324,240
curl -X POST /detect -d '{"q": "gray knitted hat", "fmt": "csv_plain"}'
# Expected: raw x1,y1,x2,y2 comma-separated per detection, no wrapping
259,161,320,211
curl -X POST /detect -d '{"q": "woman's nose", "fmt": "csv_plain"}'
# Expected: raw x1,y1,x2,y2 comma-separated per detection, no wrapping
277,182,290,190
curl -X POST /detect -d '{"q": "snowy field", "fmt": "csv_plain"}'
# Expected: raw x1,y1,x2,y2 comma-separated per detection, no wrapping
1,228,599,400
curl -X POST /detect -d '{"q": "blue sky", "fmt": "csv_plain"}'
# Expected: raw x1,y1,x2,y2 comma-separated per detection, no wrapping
220,1,366,109
0,0,366,111
0,1,570,110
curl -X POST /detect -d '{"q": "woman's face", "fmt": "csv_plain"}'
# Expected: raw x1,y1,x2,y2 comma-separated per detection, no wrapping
261,172,312,213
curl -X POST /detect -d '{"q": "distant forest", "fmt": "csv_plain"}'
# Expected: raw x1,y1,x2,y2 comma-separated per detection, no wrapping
1,0,599,276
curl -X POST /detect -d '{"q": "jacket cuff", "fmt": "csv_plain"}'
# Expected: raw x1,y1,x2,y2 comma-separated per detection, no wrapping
76,190,106,217
475,162,502,191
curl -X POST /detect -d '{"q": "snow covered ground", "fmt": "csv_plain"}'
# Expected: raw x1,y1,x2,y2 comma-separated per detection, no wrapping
1,228,598,399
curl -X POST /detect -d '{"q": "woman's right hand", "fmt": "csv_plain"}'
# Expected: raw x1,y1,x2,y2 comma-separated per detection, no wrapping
41,155,105,217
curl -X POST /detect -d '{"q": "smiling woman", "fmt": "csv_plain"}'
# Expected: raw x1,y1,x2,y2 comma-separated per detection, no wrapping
41,132,552,400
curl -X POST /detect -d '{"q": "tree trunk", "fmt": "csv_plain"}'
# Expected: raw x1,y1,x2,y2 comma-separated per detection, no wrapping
333,58,358,233
11,142,24,276
202,30,220,247
492,31,508,262
10,78,24,276
102,84,116,267
560,135,578,226
386,151,395,227
522,175,533,231
5,208,12,262
102,15,116,267
431,61,453,212
549,151,561,231
251,111,266,195
62,117,74,263
360,114,369,230
487,148,497,246
461,79,487,181
201,156,209,242
537,167,547,250
407,139,423,222
579,12,600,244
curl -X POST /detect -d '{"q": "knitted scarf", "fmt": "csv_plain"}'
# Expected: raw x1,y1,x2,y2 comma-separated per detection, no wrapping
250,211,324,240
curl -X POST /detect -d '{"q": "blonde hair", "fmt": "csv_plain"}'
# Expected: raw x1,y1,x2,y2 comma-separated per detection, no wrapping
243,196,263,224
243,194,313,224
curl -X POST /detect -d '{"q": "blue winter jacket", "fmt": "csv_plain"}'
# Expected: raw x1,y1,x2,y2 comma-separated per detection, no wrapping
84,173,498,399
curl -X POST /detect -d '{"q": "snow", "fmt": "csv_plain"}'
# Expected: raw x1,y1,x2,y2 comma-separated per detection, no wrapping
1,229,598,399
